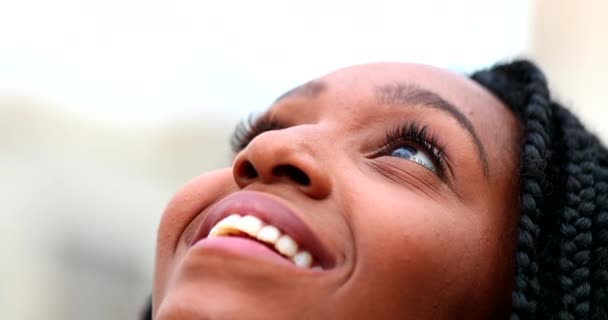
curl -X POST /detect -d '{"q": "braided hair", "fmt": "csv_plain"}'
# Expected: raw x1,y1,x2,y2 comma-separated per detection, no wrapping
472,60,608,320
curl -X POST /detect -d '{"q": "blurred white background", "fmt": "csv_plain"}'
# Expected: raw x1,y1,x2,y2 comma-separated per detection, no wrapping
0,1,605,319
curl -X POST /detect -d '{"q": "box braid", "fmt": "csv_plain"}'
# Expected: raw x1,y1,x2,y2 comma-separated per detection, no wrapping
472,60,608,320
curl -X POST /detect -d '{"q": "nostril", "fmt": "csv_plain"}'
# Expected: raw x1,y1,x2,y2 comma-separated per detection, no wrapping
240,161,258,179
272,165,311,186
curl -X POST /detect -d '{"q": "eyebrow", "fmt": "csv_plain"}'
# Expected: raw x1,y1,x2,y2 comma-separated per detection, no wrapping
274,81,326,103
376,83,489,176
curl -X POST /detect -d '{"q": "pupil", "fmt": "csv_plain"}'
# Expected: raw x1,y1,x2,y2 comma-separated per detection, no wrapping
392,146,417,158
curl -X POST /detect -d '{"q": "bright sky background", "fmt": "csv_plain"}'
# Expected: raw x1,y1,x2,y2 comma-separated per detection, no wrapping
0,0,530,124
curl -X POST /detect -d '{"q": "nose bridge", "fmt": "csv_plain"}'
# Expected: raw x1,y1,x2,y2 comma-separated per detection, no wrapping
232,125,332,199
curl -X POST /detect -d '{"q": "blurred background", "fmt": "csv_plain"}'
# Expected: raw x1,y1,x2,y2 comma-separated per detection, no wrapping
0,0,606,319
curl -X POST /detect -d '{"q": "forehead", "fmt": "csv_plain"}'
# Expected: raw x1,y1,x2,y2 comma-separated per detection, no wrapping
273,63,521,178
316,63,508,126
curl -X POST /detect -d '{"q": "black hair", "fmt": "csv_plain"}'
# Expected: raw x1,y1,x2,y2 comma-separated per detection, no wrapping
140,60,608,319
141,294,152,320
471,60,608,320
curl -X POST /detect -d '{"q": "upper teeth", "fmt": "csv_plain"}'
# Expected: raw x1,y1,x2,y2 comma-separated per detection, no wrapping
209,214,316,269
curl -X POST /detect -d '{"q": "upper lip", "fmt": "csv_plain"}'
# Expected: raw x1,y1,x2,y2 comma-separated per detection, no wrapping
190,190,335,269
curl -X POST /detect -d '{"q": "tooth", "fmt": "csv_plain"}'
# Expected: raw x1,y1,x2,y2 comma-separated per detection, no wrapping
275,234,298,257
256,225,281,243
217,214,241,228
235,215,263,237
210,214,242,236
292,251,313,268
312,266,323,271
209,226,221,237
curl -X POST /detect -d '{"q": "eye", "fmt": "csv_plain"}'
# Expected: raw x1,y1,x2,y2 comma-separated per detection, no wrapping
230,113,283,153
380,121,445,177
390,145,437,174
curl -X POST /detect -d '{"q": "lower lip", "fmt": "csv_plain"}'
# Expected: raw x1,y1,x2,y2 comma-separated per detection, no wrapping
192,236,295,267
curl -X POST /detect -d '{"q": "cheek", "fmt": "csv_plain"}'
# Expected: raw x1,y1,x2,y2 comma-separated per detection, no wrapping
338,188,513,318
153,169,235,309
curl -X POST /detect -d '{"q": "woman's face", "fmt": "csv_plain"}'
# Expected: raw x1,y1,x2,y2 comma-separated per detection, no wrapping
153,63,522,319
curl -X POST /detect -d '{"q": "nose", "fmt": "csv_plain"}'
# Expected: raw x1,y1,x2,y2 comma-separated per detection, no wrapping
232,127,332,199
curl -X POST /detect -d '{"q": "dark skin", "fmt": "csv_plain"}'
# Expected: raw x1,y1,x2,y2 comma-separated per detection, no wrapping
153,63,522,319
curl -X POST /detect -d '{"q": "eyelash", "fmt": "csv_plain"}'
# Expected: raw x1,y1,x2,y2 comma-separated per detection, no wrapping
230,113,282,152
381,121,446,176
230,115,446,177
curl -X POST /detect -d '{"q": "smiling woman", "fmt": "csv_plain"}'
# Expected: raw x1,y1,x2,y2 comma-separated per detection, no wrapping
146,60,608,320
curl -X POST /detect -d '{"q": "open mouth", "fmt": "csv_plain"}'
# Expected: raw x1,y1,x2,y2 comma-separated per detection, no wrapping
190,191,335,270
208,214,321,269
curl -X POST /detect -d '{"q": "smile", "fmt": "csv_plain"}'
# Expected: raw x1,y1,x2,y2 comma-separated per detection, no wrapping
189,191,335,270
208,214,318,269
